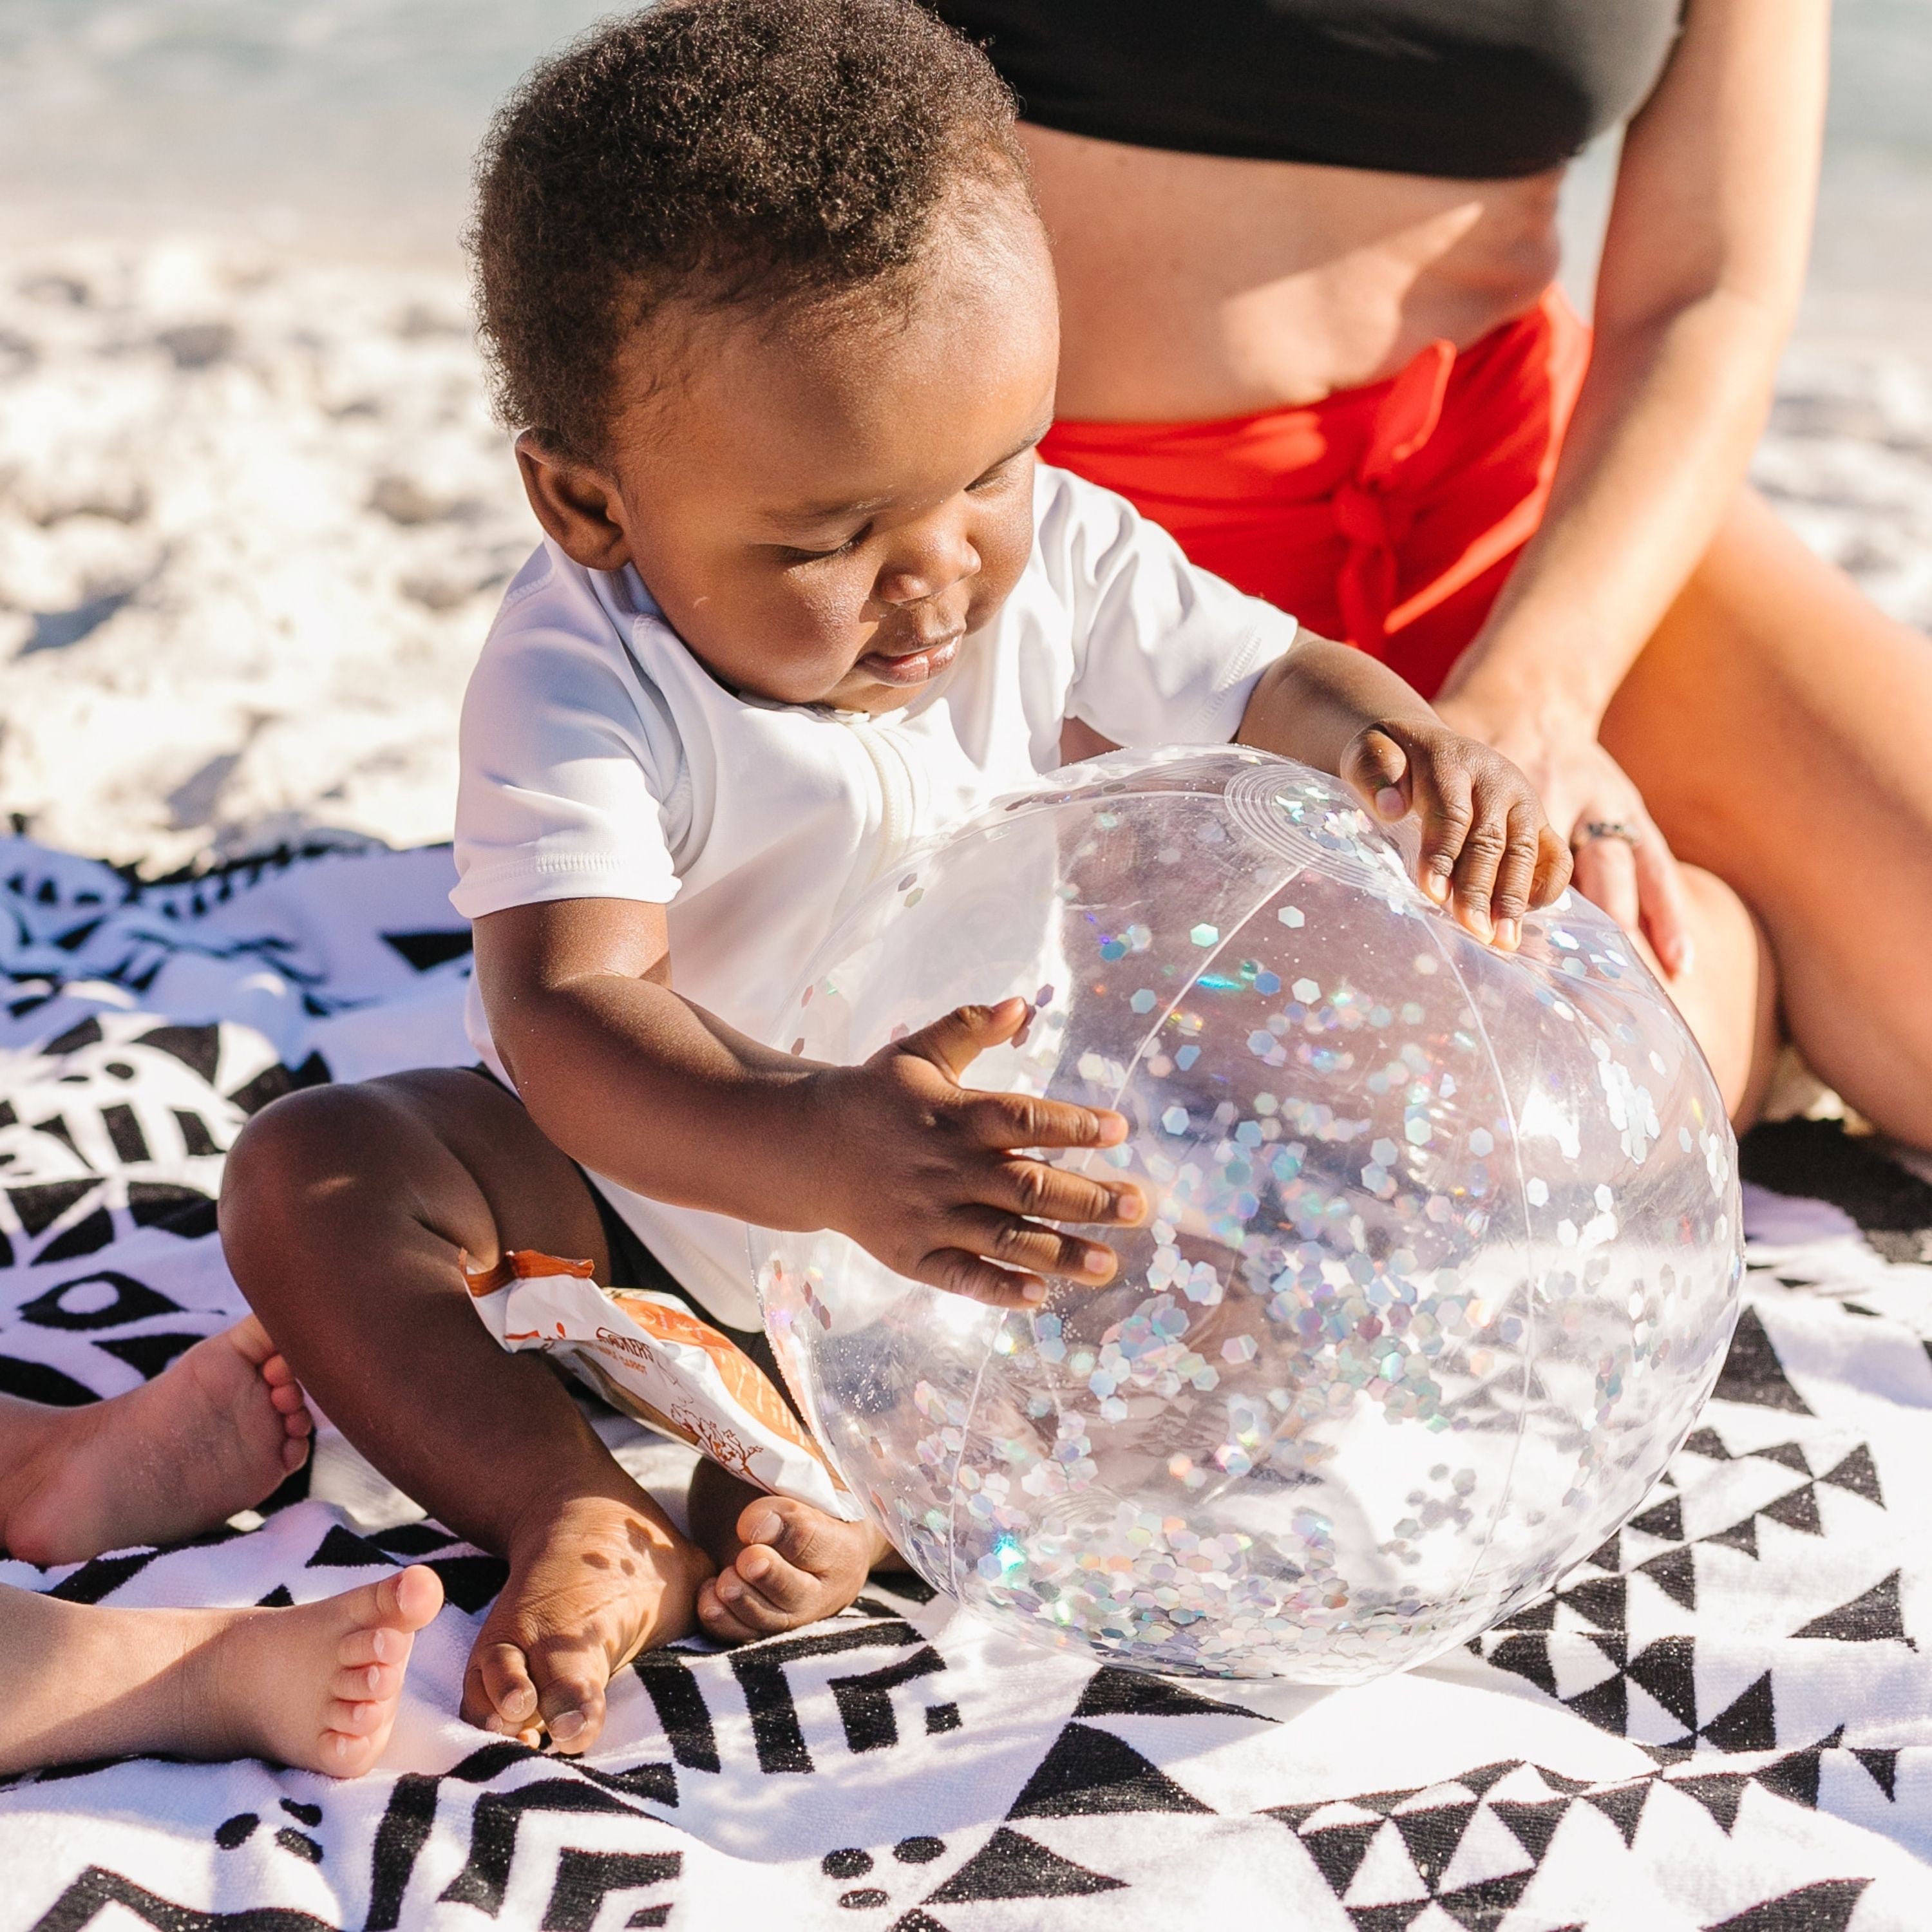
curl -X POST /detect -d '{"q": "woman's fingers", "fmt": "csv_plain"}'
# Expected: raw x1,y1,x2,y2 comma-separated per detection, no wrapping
1571,825,1643,935
1633,829,1695,977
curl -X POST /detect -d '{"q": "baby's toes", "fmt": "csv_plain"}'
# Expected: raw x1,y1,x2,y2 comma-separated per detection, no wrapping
696,1577,761,1644
325,1694,390,1739
707,1553,815,1636
466,1639,540,1735
332,1659,405,1703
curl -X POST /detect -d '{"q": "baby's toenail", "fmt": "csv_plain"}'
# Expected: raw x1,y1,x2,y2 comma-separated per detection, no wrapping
743,1510,782,1544
548,1709,587,1742
717,1576,743,1602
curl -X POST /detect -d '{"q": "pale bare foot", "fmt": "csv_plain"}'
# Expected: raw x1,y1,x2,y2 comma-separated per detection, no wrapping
462,1492,712,1755
193,1565,444,1776
0,1565,444,1778
694,1496,891,1643
0,1316,312,1566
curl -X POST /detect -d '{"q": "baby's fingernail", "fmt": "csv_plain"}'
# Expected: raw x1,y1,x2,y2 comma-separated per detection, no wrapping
1084,1245,1112,1274
1495,918,1520,950
1375,786,1405,820
547,1708,587,1743
1423,871,1450,904
1022,1280,1047,1304
1464,905,1494,942
1115,1188,1146,1223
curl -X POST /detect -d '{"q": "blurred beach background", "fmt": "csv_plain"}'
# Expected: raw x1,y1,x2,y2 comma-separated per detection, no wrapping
0,0,1927,873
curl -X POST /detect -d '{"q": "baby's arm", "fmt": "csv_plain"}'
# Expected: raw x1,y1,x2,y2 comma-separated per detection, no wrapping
1237,634,1573,950
475,898,1147,1310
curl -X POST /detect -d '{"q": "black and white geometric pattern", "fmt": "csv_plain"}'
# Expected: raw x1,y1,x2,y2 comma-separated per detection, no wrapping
2,835,1928,1930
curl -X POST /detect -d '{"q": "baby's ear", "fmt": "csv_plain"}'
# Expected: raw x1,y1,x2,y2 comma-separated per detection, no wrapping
515,433,633,571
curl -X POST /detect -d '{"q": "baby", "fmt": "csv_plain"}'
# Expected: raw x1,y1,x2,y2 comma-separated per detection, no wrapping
220,0,1568,1756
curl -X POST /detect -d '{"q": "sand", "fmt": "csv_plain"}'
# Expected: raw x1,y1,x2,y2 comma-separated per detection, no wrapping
1,233,1928,875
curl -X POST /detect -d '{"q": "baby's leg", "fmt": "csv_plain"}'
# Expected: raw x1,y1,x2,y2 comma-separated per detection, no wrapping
0,1316,311,1565
0,1565,442,1778
688,1458,895,1643
220,1070,712,1754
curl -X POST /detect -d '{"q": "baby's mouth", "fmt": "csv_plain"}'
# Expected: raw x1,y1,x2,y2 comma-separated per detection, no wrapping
858,632,963,688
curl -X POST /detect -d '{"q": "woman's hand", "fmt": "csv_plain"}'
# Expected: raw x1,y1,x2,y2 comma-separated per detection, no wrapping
1434,697,1692,976
1340,718,1572,951
804,998,1148,1309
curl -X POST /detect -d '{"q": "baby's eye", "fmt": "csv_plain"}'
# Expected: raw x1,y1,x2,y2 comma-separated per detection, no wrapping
777,527,866,565
966,453,1027,494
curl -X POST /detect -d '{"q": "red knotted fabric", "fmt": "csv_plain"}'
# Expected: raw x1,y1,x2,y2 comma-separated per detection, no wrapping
1041,289,1591,700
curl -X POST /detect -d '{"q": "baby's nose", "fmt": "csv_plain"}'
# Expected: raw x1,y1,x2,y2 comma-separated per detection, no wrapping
875,531,979,605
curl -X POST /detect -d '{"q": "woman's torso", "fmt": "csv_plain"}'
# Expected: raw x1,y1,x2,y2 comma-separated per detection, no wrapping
936,0,1681,421
1026,123,1570,421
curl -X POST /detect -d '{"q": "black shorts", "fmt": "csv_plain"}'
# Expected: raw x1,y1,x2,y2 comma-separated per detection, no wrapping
464,1065,788,1397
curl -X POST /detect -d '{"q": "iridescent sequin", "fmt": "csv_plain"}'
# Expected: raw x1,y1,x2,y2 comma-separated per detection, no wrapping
756,749,1742,1683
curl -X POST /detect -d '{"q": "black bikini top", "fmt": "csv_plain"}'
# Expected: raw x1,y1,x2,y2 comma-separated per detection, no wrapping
931,0,1682,180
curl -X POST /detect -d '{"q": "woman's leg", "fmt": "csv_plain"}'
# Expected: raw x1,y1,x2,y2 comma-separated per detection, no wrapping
220,1070,712,1756
1602,488,1932,1148
0,1566,442,1779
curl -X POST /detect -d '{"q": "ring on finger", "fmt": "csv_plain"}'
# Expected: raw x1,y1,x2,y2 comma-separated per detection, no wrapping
1574,819,1640,848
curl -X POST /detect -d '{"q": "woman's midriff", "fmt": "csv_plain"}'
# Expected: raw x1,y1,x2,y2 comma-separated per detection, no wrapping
1042,290,1591,701
1023,124,1587,698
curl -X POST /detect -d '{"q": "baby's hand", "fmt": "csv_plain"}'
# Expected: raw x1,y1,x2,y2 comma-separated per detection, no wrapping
805,998,1146,1309
1341,719,1572,949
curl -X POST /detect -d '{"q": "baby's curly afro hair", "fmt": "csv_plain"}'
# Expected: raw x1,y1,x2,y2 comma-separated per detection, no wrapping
469,0,1029,464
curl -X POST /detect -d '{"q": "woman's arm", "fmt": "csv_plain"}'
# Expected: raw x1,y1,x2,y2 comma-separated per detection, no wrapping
1435,0,1828,963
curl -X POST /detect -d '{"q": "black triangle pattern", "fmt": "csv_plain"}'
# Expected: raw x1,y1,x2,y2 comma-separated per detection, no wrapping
1073,1667,1274,1723
1792,1571,1910,1645
925,1829,1124,1903
1006,1724,1213,1821
1712,1307,1813,1414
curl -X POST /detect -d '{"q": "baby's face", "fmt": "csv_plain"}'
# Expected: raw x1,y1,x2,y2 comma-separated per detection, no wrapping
522,186,1060,715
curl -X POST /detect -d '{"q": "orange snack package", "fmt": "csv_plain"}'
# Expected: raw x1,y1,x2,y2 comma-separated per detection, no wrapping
464,1249,860,1522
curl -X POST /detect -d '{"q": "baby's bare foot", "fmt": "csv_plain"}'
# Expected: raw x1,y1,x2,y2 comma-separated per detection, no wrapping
199,1565,444,1776
1,1316,312,1565
463,1493,711,1755
695,1497,890,1643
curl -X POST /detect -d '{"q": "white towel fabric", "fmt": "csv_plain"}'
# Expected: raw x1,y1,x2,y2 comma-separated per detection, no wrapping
0,834,1926,1932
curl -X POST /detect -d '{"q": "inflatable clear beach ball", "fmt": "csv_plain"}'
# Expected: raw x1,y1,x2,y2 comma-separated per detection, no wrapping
754,748,1743,1681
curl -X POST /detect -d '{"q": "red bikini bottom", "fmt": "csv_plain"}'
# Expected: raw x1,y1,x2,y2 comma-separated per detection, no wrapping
1041,288,1592,702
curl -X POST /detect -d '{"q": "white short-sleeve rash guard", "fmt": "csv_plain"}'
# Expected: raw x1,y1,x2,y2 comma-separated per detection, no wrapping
452,462,1298,1329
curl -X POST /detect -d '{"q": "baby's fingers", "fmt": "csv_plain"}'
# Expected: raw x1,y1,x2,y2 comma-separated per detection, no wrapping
1486,802,1550,950
947,1209,1119,1289
991,1157,1144,1230
1341,726,1414,824
963,1090,1128,1153
1402,750,1475,911
909,1249,1054,1309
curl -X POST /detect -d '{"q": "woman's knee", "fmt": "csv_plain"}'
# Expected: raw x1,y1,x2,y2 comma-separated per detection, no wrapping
1642,864,1780,1128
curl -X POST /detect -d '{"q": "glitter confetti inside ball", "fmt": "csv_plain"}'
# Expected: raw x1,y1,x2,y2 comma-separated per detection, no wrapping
753,748,1743,1681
